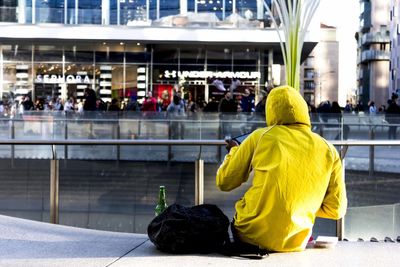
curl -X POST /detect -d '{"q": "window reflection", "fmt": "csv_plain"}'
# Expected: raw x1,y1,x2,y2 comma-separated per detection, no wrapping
67,0,76,24
78,0,101,24
1,0,272,28
35,0,64,23
197,0,224,20
0,0,18,22
160,0,179,18
237,0,257,20
120,0,147,25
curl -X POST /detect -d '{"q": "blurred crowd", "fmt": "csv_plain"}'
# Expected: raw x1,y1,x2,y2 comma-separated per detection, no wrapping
1,88,399,127
0,87,261,117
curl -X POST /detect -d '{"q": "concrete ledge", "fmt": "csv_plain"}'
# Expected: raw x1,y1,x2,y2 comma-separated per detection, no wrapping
1,215,400,267
113,240,400,267
0,215,147,267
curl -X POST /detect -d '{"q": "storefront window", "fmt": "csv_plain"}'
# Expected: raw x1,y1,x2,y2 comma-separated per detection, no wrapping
34,45,63,62
2,44,33,103
152,47,180,104
176,48,206,103
2,63,34,103
35,0,64,23
233,48,258,66
33,45,63,104
64,45,94,63
64,44,95,100
2,44,32,62
125,44,150,101
78,0,101,24
123,65,138,100
95,45,124,103
1,43,265,109
233,49,260,99
205,49,233,100
34,63,63,104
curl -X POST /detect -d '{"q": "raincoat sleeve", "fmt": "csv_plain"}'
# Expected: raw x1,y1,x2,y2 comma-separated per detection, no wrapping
216,132,258,191
316,146,347,219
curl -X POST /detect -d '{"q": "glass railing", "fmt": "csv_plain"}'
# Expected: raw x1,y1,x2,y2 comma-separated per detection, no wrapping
0,112,399,241
1,4,272,29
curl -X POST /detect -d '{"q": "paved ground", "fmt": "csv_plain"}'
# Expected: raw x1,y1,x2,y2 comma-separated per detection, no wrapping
1,214,400,267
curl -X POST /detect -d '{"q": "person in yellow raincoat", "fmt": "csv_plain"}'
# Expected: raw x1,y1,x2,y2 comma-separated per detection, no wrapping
216,86,347,252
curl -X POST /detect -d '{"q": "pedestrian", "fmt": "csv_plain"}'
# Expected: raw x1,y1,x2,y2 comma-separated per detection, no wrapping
385,93,400,139
141,92,157,112
240,88,255,113
368,101,377,115
330,101,343,140
22,96,34,111
250,92,268,131
108,98,120,111
126,95,139,111
64,97,75,112
216,86,347,253
141,91,158,137
54,98,64,111
167,94,186,139
83,88,97,111
218,92,237,138
344,100,352,113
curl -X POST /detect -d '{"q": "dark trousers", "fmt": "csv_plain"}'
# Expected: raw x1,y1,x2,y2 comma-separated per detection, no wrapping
230,221,267,254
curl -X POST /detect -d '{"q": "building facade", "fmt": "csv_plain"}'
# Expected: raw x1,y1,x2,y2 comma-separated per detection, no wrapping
390,0,400,97
0,1,318,106
356,0,390,109
301,24,339,107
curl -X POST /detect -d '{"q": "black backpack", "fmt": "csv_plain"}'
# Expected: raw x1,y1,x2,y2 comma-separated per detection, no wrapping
147,204,230,254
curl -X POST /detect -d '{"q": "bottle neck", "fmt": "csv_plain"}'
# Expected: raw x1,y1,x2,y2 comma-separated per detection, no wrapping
158,188,166,204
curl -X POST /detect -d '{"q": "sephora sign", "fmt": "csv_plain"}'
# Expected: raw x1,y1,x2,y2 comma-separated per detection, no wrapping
35,74,91,84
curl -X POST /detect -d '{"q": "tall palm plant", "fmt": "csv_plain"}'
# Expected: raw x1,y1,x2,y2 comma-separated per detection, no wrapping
264,0,320,91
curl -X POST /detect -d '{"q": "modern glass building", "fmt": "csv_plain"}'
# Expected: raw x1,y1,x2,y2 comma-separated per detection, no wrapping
0,0,318,104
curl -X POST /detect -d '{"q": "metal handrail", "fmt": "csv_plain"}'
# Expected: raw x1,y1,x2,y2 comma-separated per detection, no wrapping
0,139,400,146
2,138,400,240
0,139,226,145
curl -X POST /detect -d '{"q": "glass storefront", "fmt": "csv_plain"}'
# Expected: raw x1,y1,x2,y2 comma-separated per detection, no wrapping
0,0,272,27
0,42,270,108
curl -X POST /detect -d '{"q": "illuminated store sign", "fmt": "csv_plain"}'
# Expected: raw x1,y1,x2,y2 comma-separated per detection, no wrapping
163,70,261,79
35,74,91,84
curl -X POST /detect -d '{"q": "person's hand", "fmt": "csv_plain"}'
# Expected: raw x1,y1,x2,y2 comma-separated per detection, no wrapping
225,139,239,152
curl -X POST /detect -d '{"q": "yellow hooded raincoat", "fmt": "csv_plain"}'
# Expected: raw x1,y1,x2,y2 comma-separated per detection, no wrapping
216,86,347,252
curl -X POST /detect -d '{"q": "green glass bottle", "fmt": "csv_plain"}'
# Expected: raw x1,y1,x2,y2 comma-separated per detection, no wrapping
155,185,168,216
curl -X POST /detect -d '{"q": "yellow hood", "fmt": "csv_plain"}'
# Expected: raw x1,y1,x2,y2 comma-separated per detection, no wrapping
266,86,311,127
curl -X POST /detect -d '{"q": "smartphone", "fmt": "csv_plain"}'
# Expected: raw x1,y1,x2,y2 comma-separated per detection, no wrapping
232,132,251,144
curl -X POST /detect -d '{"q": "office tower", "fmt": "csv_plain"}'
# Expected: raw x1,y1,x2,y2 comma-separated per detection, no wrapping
356,0,390,109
